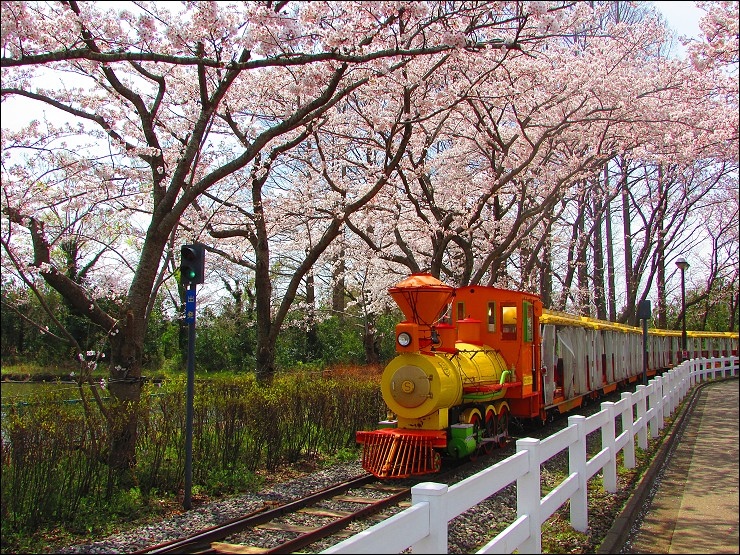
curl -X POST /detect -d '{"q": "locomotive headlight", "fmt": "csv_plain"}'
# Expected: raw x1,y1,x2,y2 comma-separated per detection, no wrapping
397,332,412,347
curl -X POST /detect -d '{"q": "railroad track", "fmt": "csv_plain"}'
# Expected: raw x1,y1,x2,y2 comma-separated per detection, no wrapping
134,473,412,554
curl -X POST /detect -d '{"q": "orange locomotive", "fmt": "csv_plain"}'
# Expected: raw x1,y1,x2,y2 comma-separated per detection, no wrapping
356,273,543,478
356,273,738,479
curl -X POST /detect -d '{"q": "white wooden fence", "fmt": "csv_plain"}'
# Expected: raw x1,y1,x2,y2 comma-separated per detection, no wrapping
322,356,739,554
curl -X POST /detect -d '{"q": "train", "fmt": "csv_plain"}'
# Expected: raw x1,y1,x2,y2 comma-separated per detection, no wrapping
355,273,739,478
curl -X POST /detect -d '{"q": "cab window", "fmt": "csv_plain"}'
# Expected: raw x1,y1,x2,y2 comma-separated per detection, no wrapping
524,301,533,343
487,301,496,332
457,301,466,321
502,304,517,340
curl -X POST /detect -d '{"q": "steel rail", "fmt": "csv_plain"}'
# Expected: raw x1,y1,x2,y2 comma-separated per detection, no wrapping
136,473,383,554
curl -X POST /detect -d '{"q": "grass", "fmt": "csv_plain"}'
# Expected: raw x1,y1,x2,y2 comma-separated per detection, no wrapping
0,361,174,384
1,362,372,554
1,363,682,554
2,488,185,555
539,412,679,553
12,419,672,554
1,361,382,384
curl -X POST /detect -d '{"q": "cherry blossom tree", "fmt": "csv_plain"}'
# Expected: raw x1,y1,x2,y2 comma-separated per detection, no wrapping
343,6,686,289
686,1,739,72
0,0,551,486
3,0,737,491
330,1,737,326
517,3,738,322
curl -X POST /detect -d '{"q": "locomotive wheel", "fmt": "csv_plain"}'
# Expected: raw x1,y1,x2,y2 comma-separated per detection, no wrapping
496,405,510,448
482,409,495,455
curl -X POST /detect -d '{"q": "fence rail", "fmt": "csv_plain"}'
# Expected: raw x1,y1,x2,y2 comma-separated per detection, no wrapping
322,356,739,554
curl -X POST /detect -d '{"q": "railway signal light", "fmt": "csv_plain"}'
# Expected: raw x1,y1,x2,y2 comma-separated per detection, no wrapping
180,243,205,285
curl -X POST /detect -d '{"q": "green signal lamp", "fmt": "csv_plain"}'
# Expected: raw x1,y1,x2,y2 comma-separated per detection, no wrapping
180,243,205,285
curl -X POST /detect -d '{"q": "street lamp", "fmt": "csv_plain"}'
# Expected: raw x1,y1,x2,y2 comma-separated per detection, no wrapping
675,257,690,361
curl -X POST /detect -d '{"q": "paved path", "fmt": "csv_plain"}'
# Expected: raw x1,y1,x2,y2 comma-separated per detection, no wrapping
621,378,739,554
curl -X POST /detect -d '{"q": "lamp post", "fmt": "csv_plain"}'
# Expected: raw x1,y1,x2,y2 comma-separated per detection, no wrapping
675,257,689,361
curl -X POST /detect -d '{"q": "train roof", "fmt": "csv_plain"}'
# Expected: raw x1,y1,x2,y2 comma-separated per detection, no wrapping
454,284,541,300
541,308,738,339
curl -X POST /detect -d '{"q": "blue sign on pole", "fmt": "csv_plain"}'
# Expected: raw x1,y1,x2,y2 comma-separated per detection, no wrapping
185,290,196,323
184,285,197,509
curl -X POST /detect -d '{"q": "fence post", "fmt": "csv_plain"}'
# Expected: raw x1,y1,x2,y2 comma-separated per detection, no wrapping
691,360,707,382
675,366,683,400
666,371,676,416
676,365,684,405
654,375,664,427
670,369,679,412
695,359,702,384
516,438,542,553
620,392,636,468
681,363,689,399
410,482,448,554
635,385,648,451
600,401,617,493
647,380,659,439
567,416,588,532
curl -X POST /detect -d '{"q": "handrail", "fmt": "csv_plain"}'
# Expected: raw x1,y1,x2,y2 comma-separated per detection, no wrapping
322,356,739,554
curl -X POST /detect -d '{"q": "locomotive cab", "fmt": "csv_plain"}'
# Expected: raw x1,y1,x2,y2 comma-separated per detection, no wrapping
453,286,544,420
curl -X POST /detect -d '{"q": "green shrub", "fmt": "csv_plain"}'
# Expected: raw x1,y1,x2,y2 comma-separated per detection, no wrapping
204,466,264,496
0,368,384,550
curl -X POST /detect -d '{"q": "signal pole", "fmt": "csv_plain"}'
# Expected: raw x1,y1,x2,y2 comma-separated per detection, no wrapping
184,283,196,509
181,244,204,510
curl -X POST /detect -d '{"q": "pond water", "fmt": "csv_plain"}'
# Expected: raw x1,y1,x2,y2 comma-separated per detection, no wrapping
1,381,92,403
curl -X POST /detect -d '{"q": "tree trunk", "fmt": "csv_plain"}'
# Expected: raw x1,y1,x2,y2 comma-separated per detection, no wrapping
539,217,553,308
591,176,607,320
305,270,320,361
730,283,739,331
555,183,587,311
105,308,145,494
363,315,380,365
655,165,668,329
604,165,617,322
576,186,590,317
332,248,346,318
621,158,636,324
252,162,278,382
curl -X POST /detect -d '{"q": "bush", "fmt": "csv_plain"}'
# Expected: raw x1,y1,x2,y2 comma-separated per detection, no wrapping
0,368,384,551
204,466,264,496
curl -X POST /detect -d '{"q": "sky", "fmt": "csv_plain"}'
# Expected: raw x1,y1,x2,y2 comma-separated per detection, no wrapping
652,1,704,56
